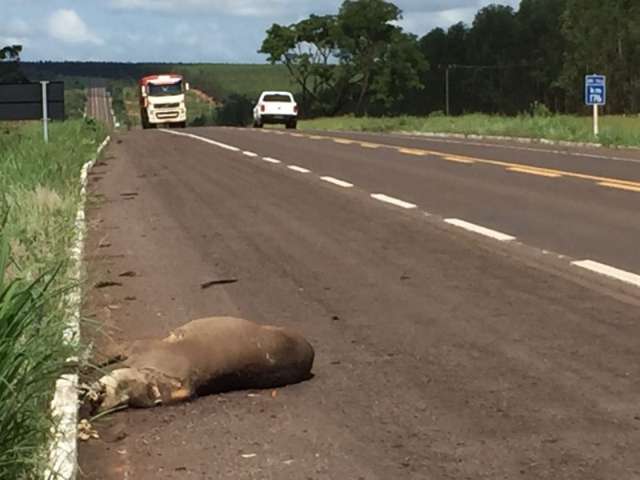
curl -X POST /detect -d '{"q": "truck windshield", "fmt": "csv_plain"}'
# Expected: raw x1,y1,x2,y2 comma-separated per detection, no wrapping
263,94,292,102
148,82,182,96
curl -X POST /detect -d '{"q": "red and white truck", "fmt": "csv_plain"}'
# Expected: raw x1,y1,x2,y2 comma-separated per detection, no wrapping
139,74,189,129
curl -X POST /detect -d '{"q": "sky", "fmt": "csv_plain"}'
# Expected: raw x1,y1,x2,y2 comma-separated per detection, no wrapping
2,0,520,63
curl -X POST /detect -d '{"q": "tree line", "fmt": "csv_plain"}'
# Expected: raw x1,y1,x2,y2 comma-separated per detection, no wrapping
260,0,640,116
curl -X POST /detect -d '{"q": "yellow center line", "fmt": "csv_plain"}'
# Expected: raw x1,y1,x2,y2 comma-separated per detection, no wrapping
333,138,355,144
308,135,326,140
398,148,428,156
360,142,381,148
599,182,640,192
507,167,562,178
443,155,475,164
326,136,640,189
290,133,305,138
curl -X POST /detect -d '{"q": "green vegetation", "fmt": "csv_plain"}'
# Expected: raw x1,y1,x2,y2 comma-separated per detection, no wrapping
0,119,106,478
262,0,639,117
260,0,424,116
64,89,87,119
300,114,640,147
176,64,296,101
22,62,295,104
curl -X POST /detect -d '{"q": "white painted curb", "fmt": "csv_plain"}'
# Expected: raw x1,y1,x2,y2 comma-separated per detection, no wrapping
399,130,640,152
45,135,111,480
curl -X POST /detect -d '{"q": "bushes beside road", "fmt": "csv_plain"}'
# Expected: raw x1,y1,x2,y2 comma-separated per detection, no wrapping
300,114,640,147
0,119,106,478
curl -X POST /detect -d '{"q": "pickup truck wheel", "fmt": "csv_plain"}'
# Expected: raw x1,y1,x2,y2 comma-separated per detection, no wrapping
286,120,297,130
254,121,263,128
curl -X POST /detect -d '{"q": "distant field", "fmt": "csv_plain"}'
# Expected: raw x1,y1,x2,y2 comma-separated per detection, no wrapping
300,114,640,147
22,62,296,102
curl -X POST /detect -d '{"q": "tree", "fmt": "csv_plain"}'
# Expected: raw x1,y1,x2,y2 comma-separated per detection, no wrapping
0,45,22,61
370,30,426,109
335,0,403,114
0,44,27,83
260,15,338,115
562,0,640,112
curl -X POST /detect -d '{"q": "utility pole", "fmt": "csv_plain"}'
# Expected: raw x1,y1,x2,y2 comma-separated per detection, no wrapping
445,66,450,116
41,81,49,143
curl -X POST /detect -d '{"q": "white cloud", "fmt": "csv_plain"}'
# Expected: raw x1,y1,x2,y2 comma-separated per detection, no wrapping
110,0,298,16
47,9,104,45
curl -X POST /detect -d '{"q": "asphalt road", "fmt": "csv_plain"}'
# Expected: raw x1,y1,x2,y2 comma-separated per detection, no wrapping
80,127,640,480
86,86,113,128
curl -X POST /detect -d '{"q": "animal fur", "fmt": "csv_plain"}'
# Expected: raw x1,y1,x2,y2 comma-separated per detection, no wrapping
89,317,314,413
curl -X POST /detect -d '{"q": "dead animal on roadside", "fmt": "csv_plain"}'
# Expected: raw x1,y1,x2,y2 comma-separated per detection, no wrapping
85,317,314,413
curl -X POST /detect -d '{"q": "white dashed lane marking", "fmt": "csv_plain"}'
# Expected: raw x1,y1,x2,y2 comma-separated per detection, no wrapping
320,176,354,188
287,165,311,173
159,129,640,291
444,219,516,242
370,194,417,209
572,260,640,288
262,157,282,164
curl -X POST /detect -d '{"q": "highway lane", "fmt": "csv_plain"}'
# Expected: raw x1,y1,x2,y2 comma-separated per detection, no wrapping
86,86,113,128
80,129,640,480
186,126,640,276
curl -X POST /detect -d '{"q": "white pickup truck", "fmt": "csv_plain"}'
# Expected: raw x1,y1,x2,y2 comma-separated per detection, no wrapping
253,91,298,129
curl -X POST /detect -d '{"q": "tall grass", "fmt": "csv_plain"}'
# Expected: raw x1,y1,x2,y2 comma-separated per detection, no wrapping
300,113,640,147
0,118,106,478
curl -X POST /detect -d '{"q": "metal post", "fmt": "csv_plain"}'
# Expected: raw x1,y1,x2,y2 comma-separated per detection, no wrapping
41,81,49,143
593,104,599,137
445,66,450,116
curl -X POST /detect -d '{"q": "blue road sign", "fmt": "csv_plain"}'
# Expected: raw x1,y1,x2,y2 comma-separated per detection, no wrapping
585,75,606,106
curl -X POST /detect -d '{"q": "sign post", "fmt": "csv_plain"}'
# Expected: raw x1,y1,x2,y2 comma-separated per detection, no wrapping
41,81,49,143
585,74,606,137
0,82,64,142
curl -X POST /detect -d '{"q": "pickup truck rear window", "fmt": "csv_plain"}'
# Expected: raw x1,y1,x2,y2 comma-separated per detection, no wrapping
263,94,292,102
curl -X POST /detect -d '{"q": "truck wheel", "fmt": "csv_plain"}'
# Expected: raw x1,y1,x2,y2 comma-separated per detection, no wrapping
254,121,263,128
286,120,297,130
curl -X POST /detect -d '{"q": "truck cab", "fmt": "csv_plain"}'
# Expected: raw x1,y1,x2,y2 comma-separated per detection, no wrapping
253,91,298,129
139,74,189,129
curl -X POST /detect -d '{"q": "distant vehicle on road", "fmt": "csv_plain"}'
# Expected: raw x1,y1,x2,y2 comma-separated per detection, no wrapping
253,91,298,129
139,74,189,129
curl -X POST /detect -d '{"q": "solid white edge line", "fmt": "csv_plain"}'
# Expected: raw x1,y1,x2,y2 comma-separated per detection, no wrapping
572,260,640,288
262,157,281,164
370,193,417,209
160,129,241,152
320,176,354,188
46,135,111,480
287,165,311,173
445,218,515,242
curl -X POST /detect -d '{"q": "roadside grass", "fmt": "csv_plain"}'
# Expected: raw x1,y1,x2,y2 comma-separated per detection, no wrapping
0,118,106,478
186,90,216,127
64,89,87,119
300,114,640,147
158,64,297,101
